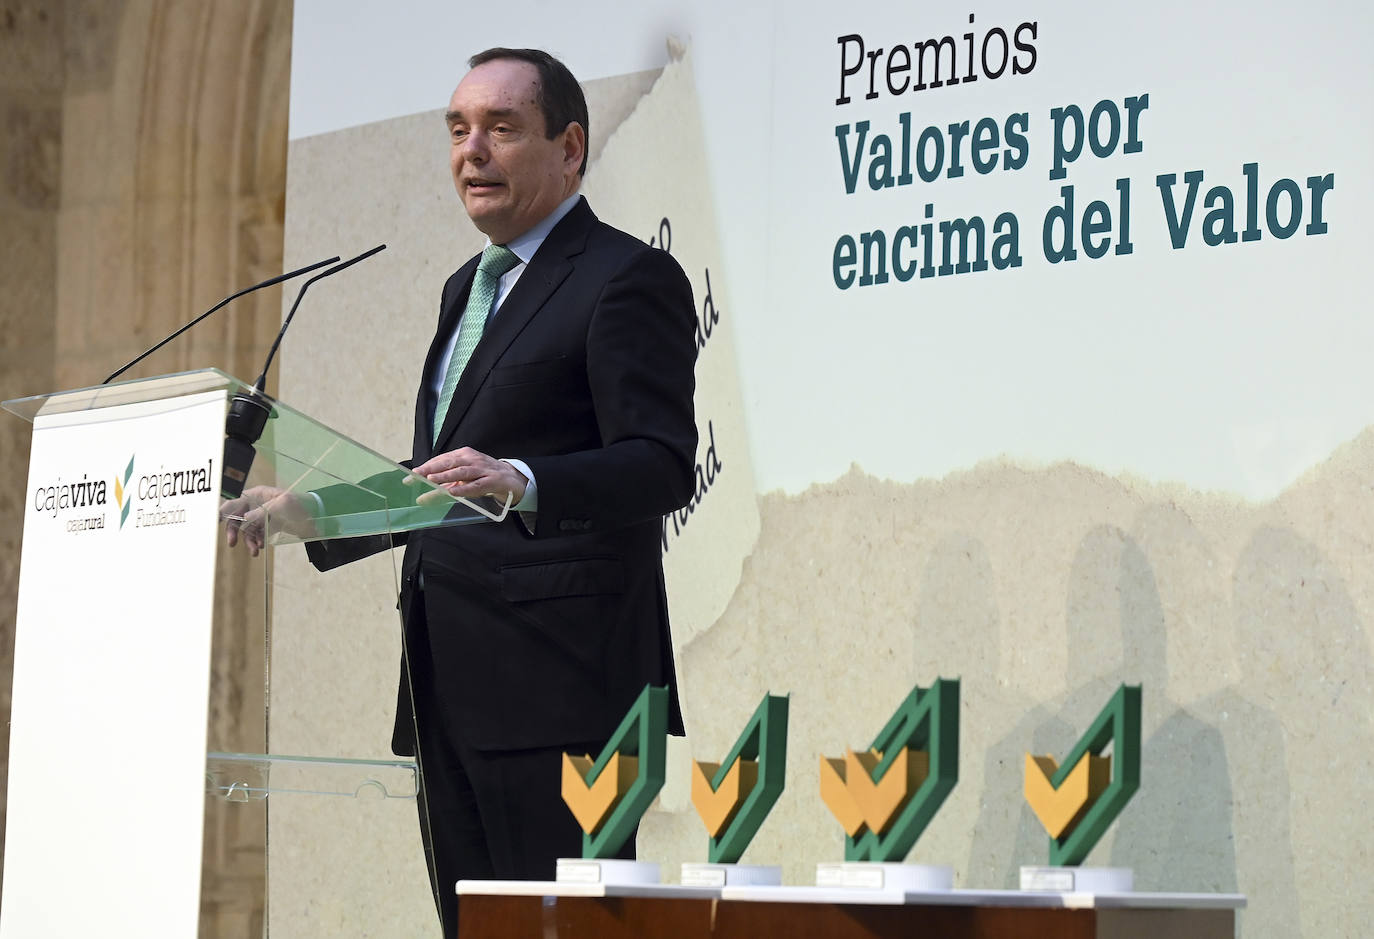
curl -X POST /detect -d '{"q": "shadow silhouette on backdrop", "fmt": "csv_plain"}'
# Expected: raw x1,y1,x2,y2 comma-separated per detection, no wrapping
1211,523,1374,937
915,532,1053,888
996,525,1237,889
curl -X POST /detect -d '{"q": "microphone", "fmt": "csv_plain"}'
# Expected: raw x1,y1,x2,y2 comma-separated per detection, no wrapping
102,256,342,385
221,244,388,498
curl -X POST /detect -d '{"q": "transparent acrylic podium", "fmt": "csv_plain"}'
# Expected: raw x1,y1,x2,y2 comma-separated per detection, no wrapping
3,369,507,936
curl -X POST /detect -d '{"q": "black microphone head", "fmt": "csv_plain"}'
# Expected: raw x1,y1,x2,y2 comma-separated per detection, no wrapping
221,390,272,499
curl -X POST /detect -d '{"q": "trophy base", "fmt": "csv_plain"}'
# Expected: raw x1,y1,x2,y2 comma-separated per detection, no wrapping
555,858,661,886
816,862,953,891
681,862,782,887
1020,866,1133,892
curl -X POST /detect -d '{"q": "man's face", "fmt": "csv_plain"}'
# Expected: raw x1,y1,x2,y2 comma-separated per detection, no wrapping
446,59,584,245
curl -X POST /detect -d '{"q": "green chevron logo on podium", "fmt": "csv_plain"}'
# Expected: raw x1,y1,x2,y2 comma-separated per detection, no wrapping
115,454,135,528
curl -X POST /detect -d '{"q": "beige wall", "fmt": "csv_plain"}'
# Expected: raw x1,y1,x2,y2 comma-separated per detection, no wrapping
0,2,291,933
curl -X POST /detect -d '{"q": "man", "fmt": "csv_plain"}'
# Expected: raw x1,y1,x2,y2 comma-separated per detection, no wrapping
228,48,695,936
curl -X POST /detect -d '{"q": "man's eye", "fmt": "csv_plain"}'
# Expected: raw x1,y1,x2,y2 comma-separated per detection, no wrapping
451,127,468,140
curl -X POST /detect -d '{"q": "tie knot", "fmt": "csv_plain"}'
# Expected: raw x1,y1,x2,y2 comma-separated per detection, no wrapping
479,244,520,278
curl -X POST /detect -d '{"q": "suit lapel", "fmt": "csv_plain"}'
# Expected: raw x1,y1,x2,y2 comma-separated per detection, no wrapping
432,198,596,451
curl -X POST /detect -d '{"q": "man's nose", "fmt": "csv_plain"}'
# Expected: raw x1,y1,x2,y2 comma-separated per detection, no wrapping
459,130,489,162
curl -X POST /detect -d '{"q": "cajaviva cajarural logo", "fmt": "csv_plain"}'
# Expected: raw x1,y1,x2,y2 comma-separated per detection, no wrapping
33,453,215,534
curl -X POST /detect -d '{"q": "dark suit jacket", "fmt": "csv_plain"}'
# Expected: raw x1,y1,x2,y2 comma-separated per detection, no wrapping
308,197,696,754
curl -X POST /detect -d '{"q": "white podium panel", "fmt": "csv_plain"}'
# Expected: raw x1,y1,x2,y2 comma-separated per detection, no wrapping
2,391,226,938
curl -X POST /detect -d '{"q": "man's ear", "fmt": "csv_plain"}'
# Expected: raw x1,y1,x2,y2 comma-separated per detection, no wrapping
561,121,586,175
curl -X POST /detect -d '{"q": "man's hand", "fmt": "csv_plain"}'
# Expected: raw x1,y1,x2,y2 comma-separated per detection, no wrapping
411,447,527,505
220,485,316,557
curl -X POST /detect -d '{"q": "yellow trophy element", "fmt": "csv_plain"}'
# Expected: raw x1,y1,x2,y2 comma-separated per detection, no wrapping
820,748,929,837
1024,752,1112,840
561,752,639,835
819,755,866,836
690,756,759,839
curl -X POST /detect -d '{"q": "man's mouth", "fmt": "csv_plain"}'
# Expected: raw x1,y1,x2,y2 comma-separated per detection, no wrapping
466,179,502,194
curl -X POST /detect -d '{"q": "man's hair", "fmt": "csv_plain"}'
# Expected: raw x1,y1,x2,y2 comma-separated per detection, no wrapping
468,47,590,176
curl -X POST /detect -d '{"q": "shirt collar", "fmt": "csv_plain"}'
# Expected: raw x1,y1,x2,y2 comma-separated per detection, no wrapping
496,191,583,265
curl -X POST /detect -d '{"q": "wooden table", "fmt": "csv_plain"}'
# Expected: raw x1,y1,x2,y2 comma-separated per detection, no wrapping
456,882,1244,938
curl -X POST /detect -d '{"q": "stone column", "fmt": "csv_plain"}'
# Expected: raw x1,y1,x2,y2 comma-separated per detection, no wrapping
0,2,292,933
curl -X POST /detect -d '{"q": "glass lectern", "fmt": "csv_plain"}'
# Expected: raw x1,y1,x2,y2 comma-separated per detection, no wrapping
3,369,505,936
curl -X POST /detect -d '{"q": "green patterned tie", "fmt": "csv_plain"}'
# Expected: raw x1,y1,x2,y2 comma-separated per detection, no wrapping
433,244,520,441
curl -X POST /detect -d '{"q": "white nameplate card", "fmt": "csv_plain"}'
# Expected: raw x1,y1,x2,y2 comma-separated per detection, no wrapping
1020,866,1133,893
680,863,782,887
815,862,953,891
555,859,661,886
